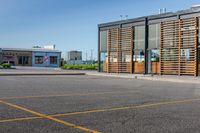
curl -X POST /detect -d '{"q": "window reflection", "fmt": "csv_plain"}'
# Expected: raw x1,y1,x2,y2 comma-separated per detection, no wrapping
100,30,108,72
133,26,145,73
133,50,145,62
148,23,160,74
134,26,145,50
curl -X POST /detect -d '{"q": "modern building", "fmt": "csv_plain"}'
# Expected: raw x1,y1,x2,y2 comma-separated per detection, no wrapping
66,50,83,64
98,5,200,76
0,48,61,67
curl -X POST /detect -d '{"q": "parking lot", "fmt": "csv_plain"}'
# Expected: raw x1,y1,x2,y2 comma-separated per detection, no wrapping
0,75,200,133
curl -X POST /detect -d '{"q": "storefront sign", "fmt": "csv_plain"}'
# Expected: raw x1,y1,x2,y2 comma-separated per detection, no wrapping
44,56,49,63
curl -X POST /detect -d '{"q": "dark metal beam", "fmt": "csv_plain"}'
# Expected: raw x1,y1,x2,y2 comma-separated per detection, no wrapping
144,18,149,74
98,27,101,72
99,7,200,28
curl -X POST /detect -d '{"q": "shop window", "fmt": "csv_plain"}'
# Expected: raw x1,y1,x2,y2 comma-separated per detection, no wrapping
23,57,29,64
100,52,107,72
18,56,29,65
18,56,23,64
181,49,191,60
35,56,43,64
100,31,108,52
50,56,58,64
134,26,145,50
122,52,131,62
149,24,160,49
162,49,180,61
133,50,145,62
150,49,159,62
110,52,118,62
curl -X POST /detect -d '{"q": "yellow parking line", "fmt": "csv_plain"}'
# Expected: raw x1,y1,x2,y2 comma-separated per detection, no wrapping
0,100,100,133
1,98,200,124
0,116,40,123
0,90,138,100
52,97,200,116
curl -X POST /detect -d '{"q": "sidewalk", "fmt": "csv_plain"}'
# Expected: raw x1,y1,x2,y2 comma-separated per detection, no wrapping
0,67,200,84
0,67,85,76
84,71,200,84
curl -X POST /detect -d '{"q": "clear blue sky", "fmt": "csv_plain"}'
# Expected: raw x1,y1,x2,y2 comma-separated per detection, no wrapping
0,0,199,60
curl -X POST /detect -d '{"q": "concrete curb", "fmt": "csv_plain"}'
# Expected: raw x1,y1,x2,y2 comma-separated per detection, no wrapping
138,76,200,84
0,73,86,76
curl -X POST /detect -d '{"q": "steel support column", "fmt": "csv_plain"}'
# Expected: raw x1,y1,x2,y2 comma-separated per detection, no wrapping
144,18,149,74
98,27,101,72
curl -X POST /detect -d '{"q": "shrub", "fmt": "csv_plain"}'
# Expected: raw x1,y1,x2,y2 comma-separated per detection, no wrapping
1,63,11,68
63,64,98,70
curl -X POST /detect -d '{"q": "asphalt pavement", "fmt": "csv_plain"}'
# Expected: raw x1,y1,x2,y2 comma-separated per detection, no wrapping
0,75,200,133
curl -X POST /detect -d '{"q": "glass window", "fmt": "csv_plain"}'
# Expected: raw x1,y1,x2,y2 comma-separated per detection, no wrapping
181,49,191,60
110,52,118,62
150,49,159,62
162,49,176,61
199,18,200,46
100,52,107,72
149,24,160,49
134,26,145,50
18,56,23,64
23,56,29,64
198,49,200,62
122,52,131,62
35,56,43,64
50,56,58,64
100,31,108,52
133,50,145,62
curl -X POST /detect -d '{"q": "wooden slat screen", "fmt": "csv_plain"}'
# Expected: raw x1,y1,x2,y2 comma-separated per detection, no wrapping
160,20,179,75
119,27,133,73
160,17,198,76
180,18,197,76
107,28,119,73
107,27,133,73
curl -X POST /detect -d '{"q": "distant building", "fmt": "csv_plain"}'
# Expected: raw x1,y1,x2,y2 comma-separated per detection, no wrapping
33,45,56,50
67,50,82,60
0,48,61,67
43,45,56,50
66,50,83,64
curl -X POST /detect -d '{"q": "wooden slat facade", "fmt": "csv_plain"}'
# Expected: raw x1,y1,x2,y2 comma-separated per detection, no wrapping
107,27,133,73
102,17,199,76
160,17,198,76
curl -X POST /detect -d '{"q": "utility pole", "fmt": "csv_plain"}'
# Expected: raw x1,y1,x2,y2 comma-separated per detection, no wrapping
91,49,93,64
0,48,2,64
85,52,88,63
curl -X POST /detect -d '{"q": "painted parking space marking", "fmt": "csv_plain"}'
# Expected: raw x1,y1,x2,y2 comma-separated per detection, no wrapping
0,100,100,133
0,116,40,123
0,90,139,100
1,97,200,124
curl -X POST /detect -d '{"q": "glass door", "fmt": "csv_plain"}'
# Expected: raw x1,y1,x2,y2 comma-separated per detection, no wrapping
133,49,145,73
148,49,160,74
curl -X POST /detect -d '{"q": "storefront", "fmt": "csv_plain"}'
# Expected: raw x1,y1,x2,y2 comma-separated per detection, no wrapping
32,50,61,67
1,49,32,66
98,6,200,76
0,48,61,67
